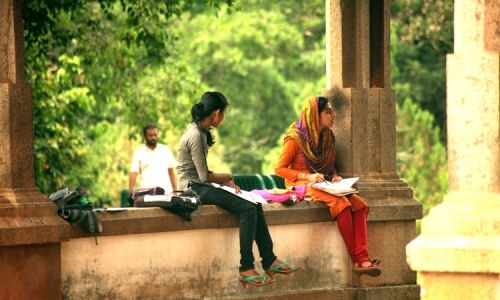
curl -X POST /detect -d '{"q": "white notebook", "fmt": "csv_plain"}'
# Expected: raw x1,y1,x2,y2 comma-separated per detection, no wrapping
311,177,359,196
211,183,267,204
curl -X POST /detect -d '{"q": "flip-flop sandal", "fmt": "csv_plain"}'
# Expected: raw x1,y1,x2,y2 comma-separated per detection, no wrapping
352,262,381,277
238,275,274,288
370,257,382,266
266,263,302,278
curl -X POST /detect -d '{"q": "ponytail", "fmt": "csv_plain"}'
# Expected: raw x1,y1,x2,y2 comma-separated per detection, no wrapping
191,103,205,122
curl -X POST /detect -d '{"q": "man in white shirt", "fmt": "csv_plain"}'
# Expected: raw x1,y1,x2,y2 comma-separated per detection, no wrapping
129,125,177,195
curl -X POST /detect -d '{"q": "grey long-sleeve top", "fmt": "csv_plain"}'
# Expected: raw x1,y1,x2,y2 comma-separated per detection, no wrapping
177,123,211,191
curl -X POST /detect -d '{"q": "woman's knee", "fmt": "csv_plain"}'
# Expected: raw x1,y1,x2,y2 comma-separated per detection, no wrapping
358,206,369,214
339,206,352,217
239,203,258,218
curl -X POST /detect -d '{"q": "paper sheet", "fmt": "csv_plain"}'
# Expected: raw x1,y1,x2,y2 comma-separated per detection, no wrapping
211,183,267,204
311,177,360,196
144,194,173,202
312,177,359,190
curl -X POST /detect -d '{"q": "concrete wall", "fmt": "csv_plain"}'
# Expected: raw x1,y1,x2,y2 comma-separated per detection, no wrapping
62,223,349,299
59,201,420,299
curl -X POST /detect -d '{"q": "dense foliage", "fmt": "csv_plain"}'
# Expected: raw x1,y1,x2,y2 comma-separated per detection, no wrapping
24,0,451,214
391,0,453,133
391,0,452,217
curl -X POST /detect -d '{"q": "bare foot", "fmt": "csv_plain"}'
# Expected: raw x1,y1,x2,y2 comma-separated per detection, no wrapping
352,261,381,277
266,259,301,278
269,259,293,271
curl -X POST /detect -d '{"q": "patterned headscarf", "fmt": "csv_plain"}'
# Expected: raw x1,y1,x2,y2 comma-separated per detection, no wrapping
285,96,336,178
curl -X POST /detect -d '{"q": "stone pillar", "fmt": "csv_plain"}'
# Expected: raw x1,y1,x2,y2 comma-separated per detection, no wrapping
0,0,44,206
0,0,67,297
325,0,410,192
325,0,421,289
406,0,500,299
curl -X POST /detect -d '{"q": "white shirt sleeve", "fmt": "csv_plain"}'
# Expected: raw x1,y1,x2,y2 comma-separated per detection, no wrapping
130,149,141,173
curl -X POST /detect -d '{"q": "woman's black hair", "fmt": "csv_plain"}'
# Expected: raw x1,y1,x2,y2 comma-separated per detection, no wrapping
191,91,229,122
318,96,329,113
190,91,229,147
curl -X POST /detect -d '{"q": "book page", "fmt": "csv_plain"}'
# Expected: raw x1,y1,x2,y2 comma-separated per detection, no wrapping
312,177,359,190
211,183,267,204
144,194,173,202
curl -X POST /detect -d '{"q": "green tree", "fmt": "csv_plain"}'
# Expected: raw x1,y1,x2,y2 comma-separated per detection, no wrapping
391,0,453,133
32,55,96,192
174,8,305,173
391,20,449,221
24,0,233,205
396,98,448,217
24,0,452,212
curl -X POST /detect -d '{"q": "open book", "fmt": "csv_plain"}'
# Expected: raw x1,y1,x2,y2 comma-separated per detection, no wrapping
311,177,359,196
211,183,267,204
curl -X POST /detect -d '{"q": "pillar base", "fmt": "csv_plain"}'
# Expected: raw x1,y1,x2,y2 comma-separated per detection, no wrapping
406,191,500,299
419,272,498,300
354,176,421,287
0,188,69,246
0,243,62,299
0,187,63,217
0,187,50,205
358,177,414,201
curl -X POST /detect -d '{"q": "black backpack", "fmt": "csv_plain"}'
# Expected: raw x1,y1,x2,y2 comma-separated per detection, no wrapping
49,187,103,244
133,188,200,221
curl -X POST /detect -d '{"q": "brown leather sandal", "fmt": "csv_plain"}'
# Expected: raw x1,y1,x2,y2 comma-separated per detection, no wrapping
353,261,381,277
370,257,382,266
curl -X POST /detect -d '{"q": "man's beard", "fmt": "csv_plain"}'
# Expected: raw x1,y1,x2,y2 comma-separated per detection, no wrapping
146,140,157,147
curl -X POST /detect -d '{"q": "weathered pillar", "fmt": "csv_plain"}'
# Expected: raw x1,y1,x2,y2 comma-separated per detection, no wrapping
325,0,421,290
406,0,500,299
0,0,39,204
0,0,67,298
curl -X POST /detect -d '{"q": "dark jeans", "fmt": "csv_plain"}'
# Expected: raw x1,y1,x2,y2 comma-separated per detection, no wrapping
190,182,277,272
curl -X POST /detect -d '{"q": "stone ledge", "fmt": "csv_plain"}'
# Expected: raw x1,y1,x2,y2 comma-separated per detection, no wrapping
0,216,69,246
0,201,70,246
67,200,422,239
227,284,420,300
0,199,422,245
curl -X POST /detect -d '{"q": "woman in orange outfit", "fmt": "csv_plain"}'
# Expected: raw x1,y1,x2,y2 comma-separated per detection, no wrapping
275,96,381,276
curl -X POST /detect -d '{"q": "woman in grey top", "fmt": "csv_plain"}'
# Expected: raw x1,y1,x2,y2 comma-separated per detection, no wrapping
177,91,300,288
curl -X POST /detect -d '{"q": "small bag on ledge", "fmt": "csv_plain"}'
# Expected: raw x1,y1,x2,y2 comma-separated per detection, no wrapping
133,187,200,221
49,187,102,244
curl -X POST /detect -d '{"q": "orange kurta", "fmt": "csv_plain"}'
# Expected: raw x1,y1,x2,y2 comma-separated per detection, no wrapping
275,138,367,219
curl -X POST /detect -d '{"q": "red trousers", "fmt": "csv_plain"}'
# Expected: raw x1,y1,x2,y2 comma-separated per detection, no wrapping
336,206,370,264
